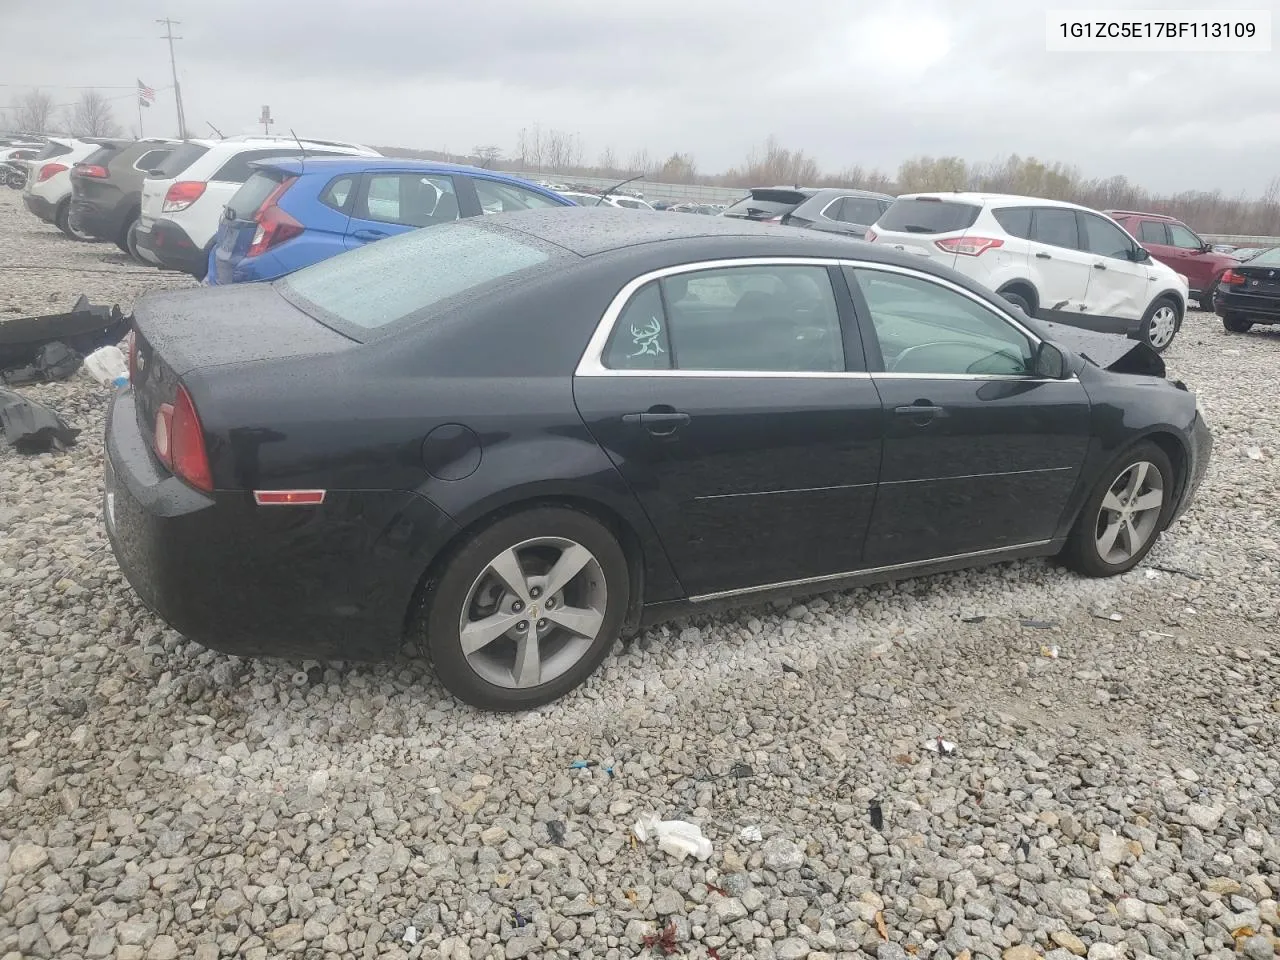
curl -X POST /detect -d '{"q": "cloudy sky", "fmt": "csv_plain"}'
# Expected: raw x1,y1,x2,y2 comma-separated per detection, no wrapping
3,0,1277,195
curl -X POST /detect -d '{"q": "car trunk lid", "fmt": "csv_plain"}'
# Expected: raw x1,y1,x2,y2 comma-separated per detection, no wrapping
722,188,813,224
139,141,210,227
212,168,293,283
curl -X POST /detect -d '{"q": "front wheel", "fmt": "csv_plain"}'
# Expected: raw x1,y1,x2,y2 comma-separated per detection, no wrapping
418,507,630,710
1223,314,1253,333
1061,441,1175,577
1138,297,1180,353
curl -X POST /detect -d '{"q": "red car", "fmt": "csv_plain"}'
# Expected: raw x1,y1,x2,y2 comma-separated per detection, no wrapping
1106,210,1238,310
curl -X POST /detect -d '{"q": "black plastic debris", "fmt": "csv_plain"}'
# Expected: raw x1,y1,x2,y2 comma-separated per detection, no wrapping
0,388,80,453
781,662,802,675
869,800,884,831
546,820,566,845
729,762,754,779
1020,619,1058,629
961,615,988,624
0,295,129,382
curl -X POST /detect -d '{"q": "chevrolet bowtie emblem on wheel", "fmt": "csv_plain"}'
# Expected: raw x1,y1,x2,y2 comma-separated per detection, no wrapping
528,603,540,620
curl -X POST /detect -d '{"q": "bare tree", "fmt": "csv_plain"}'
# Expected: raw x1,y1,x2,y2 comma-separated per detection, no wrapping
67,90,121,138
516,124,545,171
596,147,618,174
543,129,581,172
12,89,55,133
472,145,503,169
658,152,697,184
626,147,652,175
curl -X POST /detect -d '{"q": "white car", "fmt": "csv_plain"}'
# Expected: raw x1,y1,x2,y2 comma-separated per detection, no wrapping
22,137,123,238
560,191,654,211
135,135,379,278
867,193,1189,352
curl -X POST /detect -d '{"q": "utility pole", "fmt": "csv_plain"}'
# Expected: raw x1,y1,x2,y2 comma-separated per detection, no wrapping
157,18,188,139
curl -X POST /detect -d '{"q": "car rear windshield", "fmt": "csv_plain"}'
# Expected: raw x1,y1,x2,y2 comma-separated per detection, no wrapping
1245,247,1280,266
151,142,210,177
877,197,981,234
227,169,287,219
722,188,811,218
33,141,72,161
80,145,123,167
278,222,553,336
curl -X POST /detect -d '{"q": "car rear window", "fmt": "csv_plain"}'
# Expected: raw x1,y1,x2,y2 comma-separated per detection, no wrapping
877,197,981,234
33,141,72,161
227,169,288,219
278,221,553,336
80,145,123,167
152,142,210,177
722,188,811,218
1245,247,1280,266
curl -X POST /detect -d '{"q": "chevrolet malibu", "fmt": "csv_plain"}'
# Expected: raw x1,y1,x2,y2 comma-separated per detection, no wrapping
104,209,1212,711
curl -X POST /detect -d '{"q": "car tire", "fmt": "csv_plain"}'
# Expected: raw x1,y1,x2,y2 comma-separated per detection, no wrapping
1223,314,1253,334
56,199,95,241
999,289,1034,316
1061,441,1176,578
1137,296,1181,353
116,211,139,254
124,220,147,264
1197,294,1215,312
418,506,630,711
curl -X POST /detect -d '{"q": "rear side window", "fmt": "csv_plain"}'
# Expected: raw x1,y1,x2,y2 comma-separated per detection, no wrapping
320,175,355,212
722,188,810,219
830,196,888,225
153,142,210,177
992,207,1032,239
1138,221,1168,244
603,282,669,370
1030,208,1080,249
227,170,287,219
279,221,551,334
474,179,563,214
133,149,172,172
877,198,980,234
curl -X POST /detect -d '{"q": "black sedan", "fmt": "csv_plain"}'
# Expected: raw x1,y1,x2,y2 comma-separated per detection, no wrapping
1214,246,1280,332
104,209,1212,710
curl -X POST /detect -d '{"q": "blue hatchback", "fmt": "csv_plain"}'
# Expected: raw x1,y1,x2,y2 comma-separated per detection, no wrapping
207,157,574,284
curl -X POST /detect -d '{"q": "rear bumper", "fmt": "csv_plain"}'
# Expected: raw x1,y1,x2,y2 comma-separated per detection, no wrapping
103,389,461,661
135,218,207,275
1213,288,1280,322
23,194,57,222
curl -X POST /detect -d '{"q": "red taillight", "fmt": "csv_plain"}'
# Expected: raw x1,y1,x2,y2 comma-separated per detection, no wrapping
37,162,68,182
153,386,212,492
162,180,206,213
865,229,878,242
1221,269,1245,285
75,164,109,179
246,177,303,257
936,236,1005,256
127,329,137,383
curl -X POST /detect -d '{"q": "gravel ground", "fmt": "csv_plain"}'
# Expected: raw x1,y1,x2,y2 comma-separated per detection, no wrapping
1,185,1278,960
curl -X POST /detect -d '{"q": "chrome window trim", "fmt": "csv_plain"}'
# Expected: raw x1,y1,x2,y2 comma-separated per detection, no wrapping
689,539,1055,602
574,256,1079,381
818,196,853,222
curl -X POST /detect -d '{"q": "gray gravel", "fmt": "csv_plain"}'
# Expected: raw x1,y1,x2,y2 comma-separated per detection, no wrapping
1,186,1278,959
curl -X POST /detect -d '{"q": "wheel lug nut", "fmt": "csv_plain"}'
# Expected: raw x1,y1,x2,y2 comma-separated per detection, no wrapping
512,601,523,612
537,618,547,629
530,586,542,598
545,598,555,609
516,620,529,632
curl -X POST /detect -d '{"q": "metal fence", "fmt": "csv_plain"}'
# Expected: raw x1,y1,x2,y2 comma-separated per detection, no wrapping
509,171,748,205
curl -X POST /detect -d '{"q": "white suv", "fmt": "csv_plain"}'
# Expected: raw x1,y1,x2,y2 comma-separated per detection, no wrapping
136,135,379,278
867,193,1189,352
23,137,125,238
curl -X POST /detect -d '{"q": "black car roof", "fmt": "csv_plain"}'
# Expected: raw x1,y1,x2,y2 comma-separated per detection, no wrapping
486,207,882,258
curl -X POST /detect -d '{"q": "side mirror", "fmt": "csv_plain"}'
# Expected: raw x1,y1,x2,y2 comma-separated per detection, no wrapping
1034,341,1069,379
1132,247,1151,263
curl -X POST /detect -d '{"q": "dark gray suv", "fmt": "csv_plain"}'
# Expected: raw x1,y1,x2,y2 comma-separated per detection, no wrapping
69,138,177,259
722,186,894,239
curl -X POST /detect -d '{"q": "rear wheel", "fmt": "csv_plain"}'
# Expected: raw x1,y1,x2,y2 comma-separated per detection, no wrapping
124,220,147,264
56,199,95,241
116,210,139,253
418,507,630,711
1223,314,1253,333
1061,441,1175,577
1138,297,1180,352
999,288,1034,316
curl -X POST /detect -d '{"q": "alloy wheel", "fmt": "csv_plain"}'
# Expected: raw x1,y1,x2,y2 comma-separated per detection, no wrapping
1148,306,1178,350
458,537,607,689
1094,460,1164,565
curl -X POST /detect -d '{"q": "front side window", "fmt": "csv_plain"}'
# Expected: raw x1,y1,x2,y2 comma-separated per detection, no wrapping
602,264,846,373
1138,221,1168,244
849,268,1035,377
361,173,459,227
1079,213,1137,259
1031,208,1080,250
474,179,562,214
1168,223,1203,250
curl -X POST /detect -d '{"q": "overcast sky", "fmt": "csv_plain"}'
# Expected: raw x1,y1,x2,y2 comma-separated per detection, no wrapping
3,0,1278,196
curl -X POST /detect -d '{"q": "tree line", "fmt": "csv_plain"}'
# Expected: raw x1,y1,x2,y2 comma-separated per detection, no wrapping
4,89,123,139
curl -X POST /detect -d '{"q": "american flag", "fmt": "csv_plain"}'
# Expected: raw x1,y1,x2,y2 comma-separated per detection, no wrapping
138,80,155,107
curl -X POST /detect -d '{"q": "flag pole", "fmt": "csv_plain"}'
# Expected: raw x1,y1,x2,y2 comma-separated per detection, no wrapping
138,92,144,139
